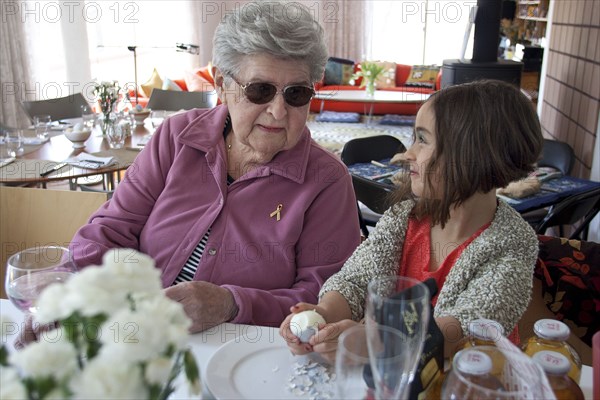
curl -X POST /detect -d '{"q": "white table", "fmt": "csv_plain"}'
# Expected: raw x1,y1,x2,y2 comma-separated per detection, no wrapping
314,90,431,103
0,299,594,399
314,90,430,124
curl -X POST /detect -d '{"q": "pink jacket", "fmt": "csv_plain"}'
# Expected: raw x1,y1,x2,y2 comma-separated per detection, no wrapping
70,106,361,326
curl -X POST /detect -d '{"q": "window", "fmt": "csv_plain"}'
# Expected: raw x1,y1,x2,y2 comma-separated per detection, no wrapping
368,0,477,65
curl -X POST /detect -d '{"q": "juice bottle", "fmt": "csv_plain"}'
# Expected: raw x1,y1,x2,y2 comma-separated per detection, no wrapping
462,318,505,349
522,319,582,383
452,319,505,375
532,350,584,400
441,349,505,399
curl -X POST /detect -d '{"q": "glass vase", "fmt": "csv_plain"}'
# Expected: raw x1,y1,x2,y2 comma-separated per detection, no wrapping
101,117,114,137
365,79,376,97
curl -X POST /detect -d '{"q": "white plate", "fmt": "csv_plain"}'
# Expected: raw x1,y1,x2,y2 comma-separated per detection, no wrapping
205,333,335,399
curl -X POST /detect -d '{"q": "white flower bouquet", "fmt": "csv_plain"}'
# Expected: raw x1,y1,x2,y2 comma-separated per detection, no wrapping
0,249,200,400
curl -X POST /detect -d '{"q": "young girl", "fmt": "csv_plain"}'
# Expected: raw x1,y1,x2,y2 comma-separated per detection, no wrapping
280,79,544,362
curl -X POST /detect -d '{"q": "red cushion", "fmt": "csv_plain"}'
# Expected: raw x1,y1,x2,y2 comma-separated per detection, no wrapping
394,64,412,86
173,78,188,91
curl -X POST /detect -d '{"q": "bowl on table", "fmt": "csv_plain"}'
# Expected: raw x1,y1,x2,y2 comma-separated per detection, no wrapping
64,127,91,149
129,109,151,126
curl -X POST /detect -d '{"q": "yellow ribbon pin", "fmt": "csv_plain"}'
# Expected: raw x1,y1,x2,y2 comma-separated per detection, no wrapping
269,204,283,221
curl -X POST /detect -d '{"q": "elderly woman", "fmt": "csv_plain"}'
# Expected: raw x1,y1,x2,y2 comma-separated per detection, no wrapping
69,2,361,332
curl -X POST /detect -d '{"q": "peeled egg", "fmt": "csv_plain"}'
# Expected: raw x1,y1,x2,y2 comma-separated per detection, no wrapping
290,310,326,343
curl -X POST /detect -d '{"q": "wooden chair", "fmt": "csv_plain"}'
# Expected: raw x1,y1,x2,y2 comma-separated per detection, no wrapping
21,93,90,122
0,186,108,298
147,89,217,111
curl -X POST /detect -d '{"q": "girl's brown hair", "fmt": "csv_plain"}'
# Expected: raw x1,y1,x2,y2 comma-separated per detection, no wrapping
392,79,543,227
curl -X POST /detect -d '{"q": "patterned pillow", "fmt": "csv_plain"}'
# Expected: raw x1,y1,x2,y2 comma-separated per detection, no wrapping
315,111,360,123
405,65,440,88
324,57,355,86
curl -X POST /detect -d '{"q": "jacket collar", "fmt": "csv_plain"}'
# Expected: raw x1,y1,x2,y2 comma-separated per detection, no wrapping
176,105,311,184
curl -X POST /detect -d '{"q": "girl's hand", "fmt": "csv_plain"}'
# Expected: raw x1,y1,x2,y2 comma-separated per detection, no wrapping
279,302,327,355
310,319,360,365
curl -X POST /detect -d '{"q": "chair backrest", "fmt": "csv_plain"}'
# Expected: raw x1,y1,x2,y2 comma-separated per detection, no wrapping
351,174,394,215
147,89,218,111
341,135,406,165
538,139,575,176
0,186,108,298
535,186,600,239
21,93,90,122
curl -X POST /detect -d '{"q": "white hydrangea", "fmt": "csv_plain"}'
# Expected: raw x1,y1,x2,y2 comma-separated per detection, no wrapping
36,249,162,323
144,357,173,385
0,366,27,399
9,334,77,380
69,356,148,399
7,248,199,399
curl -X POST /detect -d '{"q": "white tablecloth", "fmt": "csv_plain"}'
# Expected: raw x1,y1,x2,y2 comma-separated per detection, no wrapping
0,299,594,399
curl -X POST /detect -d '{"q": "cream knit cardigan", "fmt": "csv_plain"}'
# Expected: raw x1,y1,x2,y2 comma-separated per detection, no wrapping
320,200,539,335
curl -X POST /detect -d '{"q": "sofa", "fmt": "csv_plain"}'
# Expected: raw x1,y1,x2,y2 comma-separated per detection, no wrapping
130,61,440,116
129,65,216,109
310,60,441,116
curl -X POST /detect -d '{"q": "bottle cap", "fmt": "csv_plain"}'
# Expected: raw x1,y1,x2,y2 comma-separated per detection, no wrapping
534,319,570,341
455,349,493,375
468,319,505,341
532,351,571,375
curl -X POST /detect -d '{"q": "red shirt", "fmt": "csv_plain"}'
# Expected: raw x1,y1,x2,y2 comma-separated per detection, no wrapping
399,217,490,305
399,216,521,344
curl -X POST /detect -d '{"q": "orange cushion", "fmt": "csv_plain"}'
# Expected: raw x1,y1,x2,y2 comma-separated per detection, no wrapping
184,70,215,92
192,65,215,85
174,78,188,91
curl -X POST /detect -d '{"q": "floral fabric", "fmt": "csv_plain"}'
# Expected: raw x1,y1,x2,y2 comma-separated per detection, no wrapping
535,235,600,346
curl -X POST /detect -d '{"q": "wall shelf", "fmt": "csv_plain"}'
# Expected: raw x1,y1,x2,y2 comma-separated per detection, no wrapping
516,0,550,47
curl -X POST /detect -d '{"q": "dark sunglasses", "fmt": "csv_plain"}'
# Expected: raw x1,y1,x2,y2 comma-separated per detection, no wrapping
228,75,315,107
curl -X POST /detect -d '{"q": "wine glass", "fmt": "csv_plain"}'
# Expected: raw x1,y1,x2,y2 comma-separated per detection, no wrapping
5,246,77,314
365,276,430,398
336,324,411,400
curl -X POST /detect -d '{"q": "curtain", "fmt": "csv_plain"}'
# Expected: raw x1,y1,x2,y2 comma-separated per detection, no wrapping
0,3,33,127
319,0,368,61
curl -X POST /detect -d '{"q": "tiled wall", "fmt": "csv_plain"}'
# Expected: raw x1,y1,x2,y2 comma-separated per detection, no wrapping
539,0,599,178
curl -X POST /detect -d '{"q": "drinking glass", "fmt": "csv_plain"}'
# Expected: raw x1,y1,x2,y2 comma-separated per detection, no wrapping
33,114,51,139
5,246,77,314
336,325,373,400
4,129,23,157
365,276,430,398
106,120,126,149
81,104,96,130
150,110,166,128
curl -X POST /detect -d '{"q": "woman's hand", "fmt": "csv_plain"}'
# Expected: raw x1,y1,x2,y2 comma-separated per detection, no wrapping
279,302,327,355
310,319,360,365
164,281,238,333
